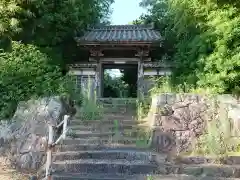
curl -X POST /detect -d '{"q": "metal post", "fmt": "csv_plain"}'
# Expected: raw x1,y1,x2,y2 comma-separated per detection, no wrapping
63,115,70,139
46,125,54,180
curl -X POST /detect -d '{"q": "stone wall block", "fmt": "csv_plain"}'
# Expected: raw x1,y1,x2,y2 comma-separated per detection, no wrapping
155,94,167,106
151,128,176,153
188,103,207,120
217,94,238,105
172,102,190,111
175,94,184,102
151,93,240,154
150,113,162,127
159,105,174,116
0,96,74,173
166,93,176,105
173,107,191,125
182,94,200,104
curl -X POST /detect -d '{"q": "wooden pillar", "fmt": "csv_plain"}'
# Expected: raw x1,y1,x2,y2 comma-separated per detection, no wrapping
137,58,144,99
135,48,149,99
96,59,101,98
90,48,104,98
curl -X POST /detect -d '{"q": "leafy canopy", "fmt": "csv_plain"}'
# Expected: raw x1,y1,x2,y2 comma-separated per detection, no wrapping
0,0,114,118
139,0,240,95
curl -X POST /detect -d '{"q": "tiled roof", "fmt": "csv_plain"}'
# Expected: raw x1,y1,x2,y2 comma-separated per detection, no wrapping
76,24,161,44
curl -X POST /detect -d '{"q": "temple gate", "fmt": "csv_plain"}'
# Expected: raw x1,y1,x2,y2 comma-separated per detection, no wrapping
68,24,172,98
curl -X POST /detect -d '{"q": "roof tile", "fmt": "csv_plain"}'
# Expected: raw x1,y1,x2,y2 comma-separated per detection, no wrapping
76,25,161,44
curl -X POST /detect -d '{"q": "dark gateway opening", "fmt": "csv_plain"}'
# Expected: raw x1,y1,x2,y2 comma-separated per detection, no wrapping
102,64,138,98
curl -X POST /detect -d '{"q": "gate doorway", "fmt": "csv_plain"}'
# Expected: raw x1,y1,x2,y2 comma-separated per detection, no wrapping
101,63,138,98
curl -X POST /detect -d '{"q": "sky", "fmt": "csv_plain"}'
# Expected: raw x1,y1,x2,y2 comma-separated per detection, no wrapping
110,0,147,25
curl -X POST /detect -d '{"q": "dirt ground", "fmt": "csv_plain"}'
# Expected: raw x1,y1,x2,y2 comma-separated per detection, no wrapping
0,157,29,180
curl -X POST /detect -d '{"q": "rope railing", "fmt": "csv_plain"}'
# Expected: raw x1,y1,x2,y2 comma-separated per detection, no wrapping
45,114,70,180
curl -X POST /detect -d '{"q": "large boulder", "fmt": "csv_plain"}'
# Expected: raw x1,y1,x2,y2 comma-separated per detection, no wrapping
0,96,75,173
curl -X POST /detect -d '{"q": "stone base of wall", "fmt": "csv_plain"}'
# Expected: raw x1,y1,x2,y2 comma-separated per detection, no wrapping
146,93,240,156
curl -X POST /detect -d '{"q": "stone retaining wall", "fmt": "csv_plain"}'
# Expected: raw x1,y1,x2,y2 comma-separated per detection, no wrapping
148,93,240,154
0,96,75,173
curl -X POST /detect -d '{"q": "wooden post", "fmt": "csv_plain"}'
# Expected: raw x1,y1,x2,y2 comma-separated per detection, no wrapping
136,48,149,99
96,59,101,98
90,47,103,98
63,115,69,139
46,124,54,180
138,59,144,99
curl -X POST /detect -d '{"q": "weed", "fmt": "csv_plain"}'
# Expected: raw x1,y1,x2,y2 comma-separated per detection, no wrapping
75,76,103,121
113,119,119,134
146,175,154,180
135,130,152,148
192,102,240,157
136,92,150,120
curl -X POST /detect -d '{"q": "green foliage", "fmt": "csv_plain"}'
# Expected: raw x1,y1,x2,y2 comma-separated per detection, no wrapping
150,76,176,94
0,0,114,118
0,42,65,118
103,70,129,98
0,0,114,45
135,129,152,148
137,99,151,120
139,0,240,95
79,97,103,121
76,78,103,121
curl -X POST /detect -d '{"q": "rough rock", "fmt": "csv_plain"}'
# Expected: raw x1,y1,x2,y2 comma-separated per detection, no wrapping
0,96,75,172
148,93,240,154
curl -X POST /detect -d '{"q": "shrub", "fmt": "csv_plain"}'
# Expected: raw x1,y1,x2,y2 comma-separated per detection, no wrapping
0,41,66,118
75,77,103,121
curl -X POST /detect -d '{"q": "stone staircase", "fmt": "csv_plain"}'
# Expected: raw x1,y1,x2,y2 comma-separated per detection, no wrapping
50,98,240,180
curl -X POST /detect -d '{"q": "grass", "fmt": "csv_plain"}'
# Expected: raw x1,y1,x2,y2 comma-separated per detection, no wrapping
73,79,153,148
75,78,103,121
187,102,240,158
146,175,154,180
135,129,152,148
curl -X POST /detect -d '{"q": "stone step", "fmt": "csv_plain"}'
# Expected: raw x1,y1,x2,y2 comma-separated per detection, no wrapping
69,130,147,138
101,102,136,106
49,163,239,178
170,164,240,178
70,119,147,126
70,131,115,138
51,162,240,180
68,124,149,131
55,143,150,152
103,110,136,115
53,150,155,161
52,159,158,174
52,173,199,180
102,105,136,109
62,137,142,145
52,162,240,178
103,105,136,109
76,114,136,121
97,97,137,102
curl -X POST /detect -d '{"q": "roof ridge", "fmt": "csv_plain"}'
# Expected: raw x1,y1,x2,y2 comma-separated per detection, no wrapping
88,24,154,31
76,22,161,44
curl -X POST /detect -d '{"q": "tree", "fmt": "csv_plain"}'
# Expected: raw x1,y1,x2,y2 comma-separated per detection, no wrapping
0,0,114,45
0,0,114,65
0,42,65,118
0,0,115,118
138,0,240,94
